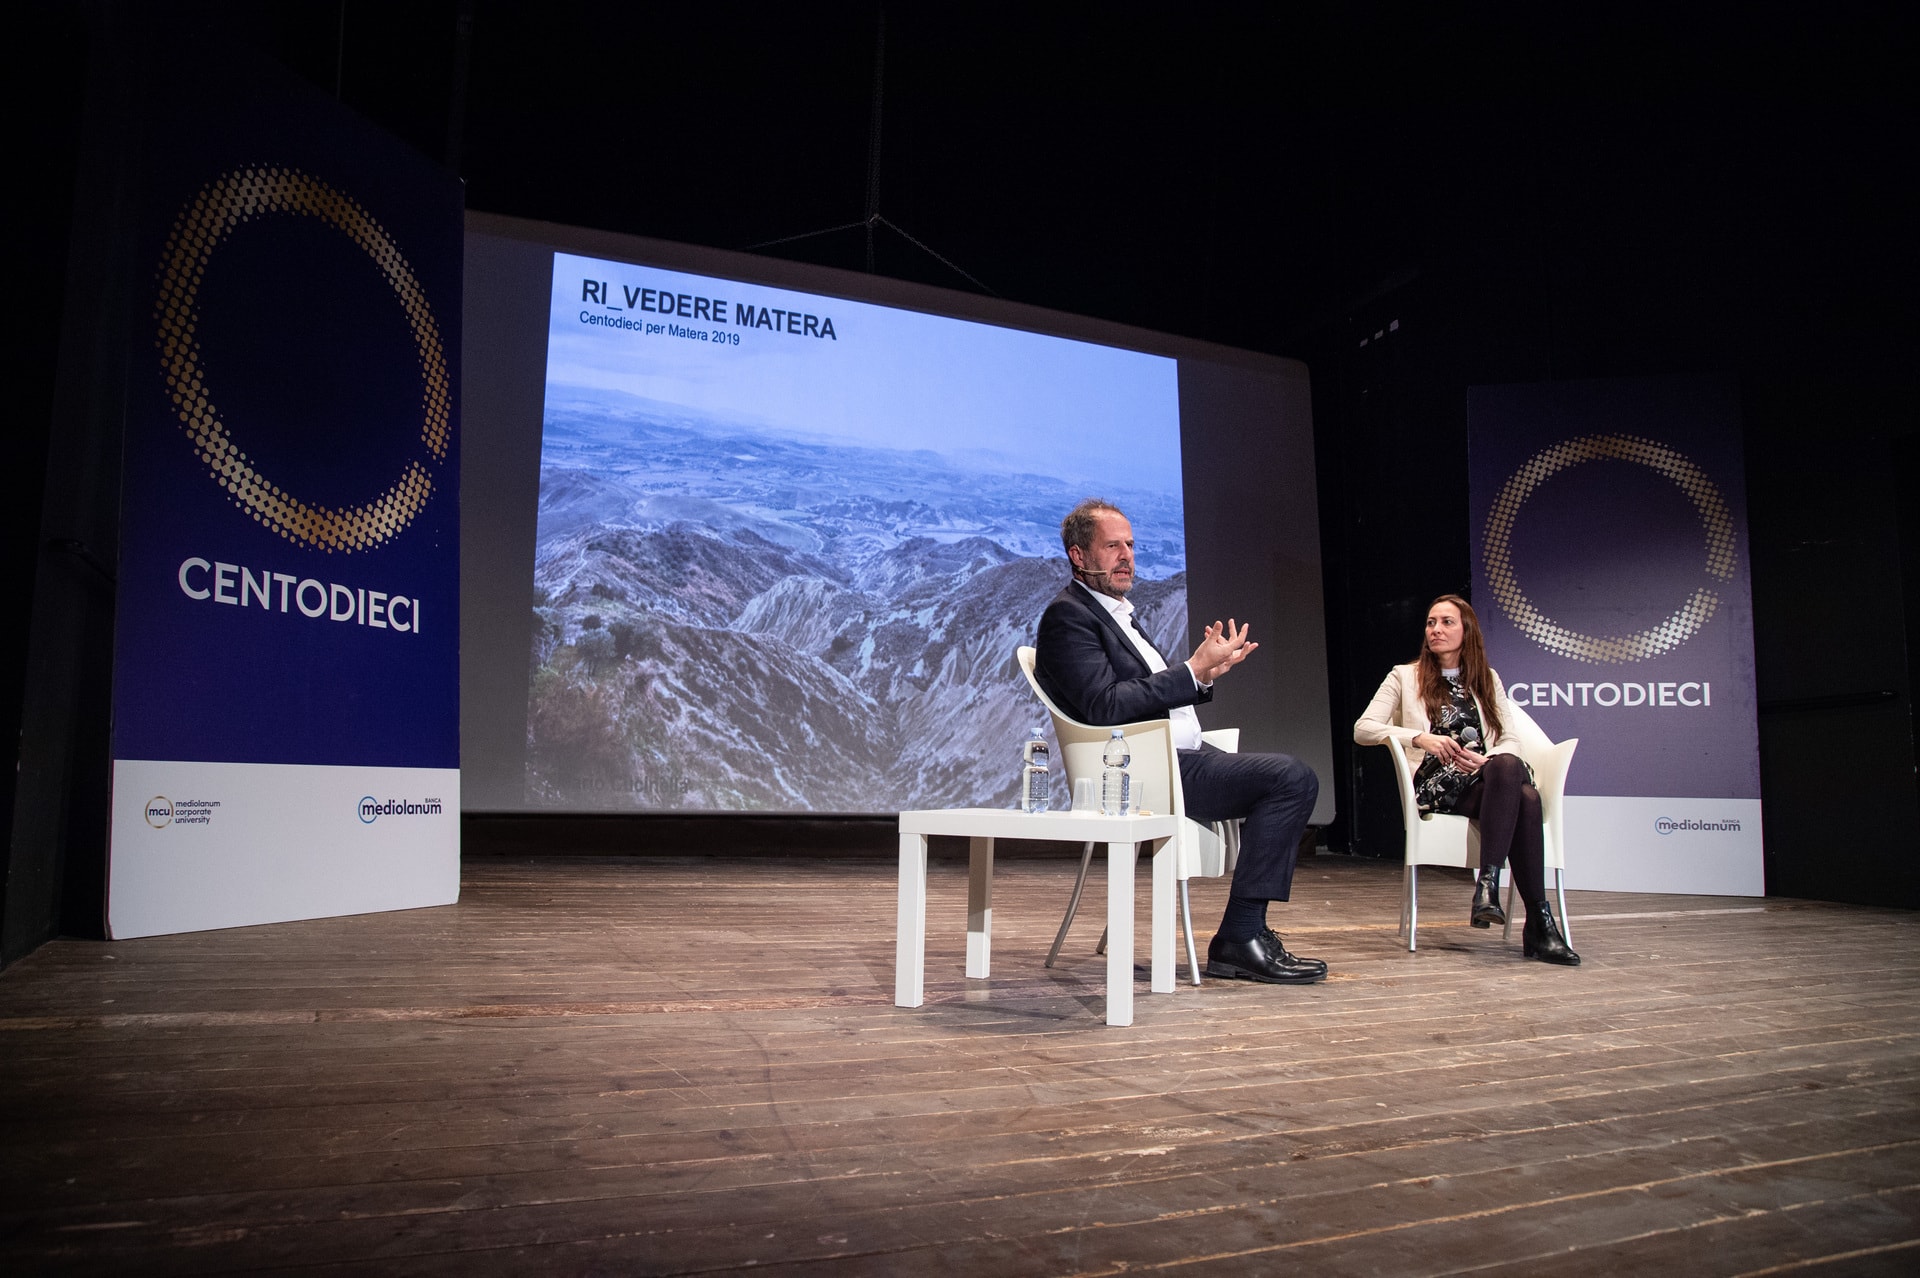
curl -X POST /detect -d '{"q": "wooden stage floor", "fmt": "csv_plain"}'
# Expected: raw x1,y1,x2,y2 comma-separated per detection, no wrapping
3,853,1917,1275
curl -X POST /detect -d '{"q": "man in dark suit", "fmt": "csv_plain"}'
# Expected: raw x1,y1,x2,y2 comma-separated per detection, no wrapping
1033,498,1325,983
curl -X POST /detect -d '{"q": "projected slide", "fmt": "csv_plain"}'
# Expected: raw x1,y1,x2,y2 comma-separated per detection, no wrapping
528,252,1185,811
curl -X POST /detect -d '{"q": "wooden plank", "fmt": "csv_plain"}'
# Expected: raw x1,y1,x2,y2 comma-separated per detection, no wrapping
2,855,1917,1274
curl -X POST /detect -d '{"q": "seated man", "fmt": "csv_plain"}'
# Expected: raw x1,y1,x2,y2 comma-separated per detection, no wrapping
1033,498,1325,984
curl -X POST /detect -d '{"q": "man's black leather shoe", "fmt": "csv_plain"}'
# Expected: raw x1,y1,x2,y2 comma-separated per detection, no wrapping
1260,929,1327,976
1206,930,1327,984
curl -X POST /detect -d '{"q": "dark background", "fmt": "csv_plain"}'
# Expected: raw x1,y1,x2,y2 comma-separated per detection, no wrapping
8,2,1916,961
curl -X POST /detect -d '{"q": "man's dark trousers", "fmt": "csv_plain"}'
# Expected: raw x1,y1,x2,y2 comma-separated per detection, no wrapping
1179,745,1317,902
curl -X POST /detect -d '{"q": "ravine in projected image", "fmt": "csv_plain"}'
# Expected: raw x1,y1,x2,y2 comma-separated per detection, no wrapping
526,385,1187,812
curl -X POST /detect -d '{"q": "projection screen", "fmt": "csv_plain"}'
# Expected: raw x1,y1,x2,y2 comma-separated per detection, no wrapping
462,212,1333,822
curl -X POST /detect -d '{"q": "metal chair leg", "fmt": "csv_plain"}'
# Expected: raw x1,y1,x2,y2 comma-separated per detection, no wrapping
1046,841,1097,968
1403,863,1419,951
1503,868,1516,943
1180,879,1202,985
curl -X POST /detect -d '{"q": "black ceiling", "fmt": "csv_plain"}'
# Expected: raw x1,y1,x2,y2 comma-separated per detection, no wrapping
160,1,1914,386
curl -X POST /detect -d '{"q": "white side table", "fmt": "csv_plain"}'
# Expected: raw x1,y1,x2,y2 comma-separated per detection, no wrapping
895,808,1180,1027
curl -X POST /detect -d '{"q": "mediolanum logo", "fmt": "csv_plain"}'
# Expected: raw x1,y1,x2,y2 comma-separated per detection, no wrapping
359,796,445,824
146,796,174,828
1655,815,1744,835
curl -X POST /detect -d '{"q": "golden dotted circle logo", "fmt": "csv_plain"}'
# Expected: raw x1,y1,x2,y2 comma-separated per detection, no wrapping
152,167,451,554
145,796,174,828
1481,433,1737,665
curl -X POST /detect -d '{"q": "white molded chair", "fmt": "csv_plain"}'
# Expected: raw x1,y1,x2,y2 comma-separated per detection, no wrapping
1384,708,1577,952
1015,645,1240,985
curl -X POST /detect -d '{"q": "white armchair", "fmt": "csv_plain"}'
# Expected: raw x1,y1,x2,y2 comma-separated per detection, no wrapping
1382,705,1577,952
1015,646,1240,984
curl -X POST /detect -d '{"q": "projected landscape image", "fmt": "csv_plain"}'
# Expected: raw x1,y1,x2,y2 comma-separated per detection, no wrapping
528,256,1184,812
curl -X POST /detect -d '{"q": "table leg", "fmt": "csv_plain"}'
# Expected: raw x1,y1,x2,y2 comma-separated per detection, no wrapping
1150,836,1175,994
965,836,994,979
895,831,929,1007
1105,839,1136,1026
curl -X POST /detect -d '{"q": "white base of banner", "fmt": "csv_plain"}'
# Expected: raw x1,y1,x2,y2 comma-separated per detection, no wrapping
1561,796,1764,896
108,759,460,939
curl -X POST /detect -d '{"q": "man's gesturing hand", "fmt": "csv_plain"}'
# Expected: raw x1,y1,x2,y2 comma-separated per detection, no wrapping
1187,619,1257,684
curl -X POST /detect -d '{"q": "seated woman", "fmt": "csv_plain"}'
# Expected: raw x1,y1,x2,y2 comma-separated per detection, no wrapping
1354,594,1579,965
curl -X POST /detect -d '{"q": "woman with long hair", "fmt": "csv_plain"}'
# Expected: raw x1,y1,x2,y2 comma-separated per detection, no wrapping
1354,594,1578,965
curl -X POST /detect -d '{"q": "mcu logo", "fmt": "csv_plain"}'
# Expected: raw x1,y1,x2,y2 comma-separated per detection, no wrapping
145,796,173,828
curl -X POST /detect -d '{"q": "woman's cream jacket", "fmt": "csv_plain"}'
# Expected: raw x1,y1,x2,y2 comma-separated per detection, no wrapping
1353,662,1529,770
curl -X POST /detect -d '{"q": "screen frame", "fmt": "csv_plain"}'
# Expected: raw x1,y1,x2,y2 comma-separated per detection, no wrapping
461,210,1333,822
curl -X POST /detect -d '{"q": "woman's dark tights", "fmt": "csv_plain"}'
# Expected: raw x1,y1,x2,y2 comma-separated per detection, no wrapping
1452,753,1545,911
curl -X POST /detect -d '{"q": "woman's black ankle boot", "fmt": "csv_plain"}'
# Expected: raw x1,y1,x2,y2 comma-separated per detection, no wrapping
1470,866,1506,928
1521,901,1580,965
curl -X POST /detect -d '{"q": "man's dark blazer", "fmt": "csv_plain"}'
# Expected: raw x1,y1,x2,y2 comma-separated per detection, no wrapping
1035,579,1314,904
1033,582,1207,727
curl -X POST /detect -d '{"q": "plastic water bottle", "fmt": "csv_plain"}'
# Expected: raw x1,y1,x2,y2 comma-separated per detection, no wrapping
1101,728,1132,816
1020,727,1051,813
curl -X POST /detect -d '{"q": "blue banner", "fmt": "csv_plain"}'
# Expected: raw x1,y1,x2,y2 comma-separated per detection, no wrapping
1469,376,1762,894
109,41,462,769
104,25,462,937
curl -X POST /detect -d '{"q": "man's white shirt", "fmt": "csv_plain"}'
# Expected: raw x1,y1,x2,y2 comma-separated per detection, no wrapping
1075,580,1205,750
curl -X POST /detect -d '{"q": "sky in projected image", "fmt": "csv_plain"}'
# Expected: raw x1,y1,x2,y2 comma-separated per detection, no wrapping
544,253,1181,499
528,251,1186,813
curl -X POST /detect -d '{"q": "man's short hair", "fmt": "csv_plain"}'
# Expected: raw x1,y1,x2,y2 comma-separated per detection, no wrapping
1061,498,1124,560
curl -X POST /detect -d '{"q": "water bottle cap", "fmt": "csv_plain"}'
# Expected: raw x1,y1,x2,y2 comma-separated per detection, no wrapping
1110,728,1124,737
